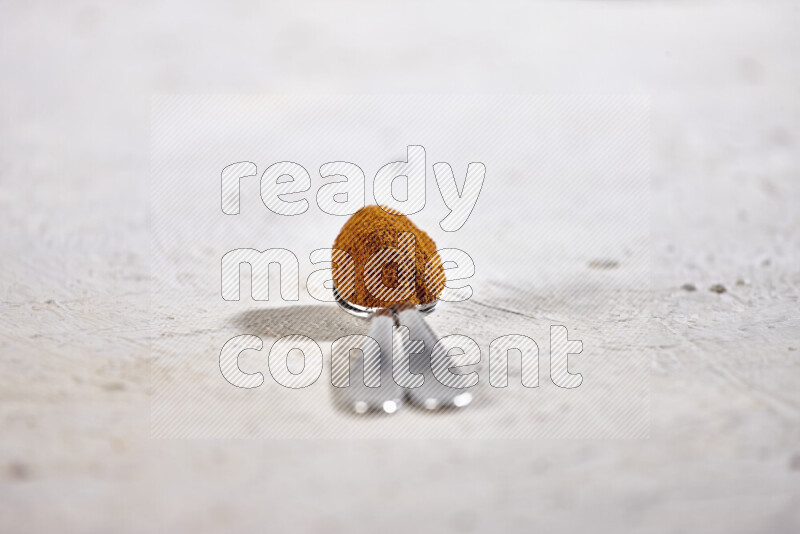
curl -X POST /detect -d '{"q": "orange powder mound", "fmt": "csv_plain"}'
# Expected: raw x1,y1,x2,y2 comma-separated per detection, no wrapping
332,205,445,308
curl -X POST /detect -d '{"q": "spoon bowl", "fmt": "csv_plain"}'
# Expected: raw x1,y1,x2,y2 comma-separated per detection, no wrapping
332,283,438,318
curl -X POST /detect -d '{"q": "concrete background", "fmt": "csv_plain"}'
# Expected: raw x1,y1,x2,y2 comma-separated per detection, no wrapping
1,1,799,532
149,94,652,439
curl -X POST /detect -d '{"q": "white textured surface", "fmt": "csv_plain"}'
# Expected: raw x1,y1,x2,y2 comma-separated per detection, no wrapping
1,1,799,532
149,94,651,439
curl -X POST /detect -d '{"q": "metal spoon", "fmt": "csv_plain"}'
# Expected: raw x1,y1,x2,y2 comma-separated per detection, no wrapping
333,284,472,413
394,305,473,411
335,307,403,414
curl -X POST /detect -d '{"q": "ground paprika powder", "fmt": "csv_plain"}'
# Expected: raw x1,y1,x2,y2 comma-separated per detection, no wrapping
332,205,445,309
